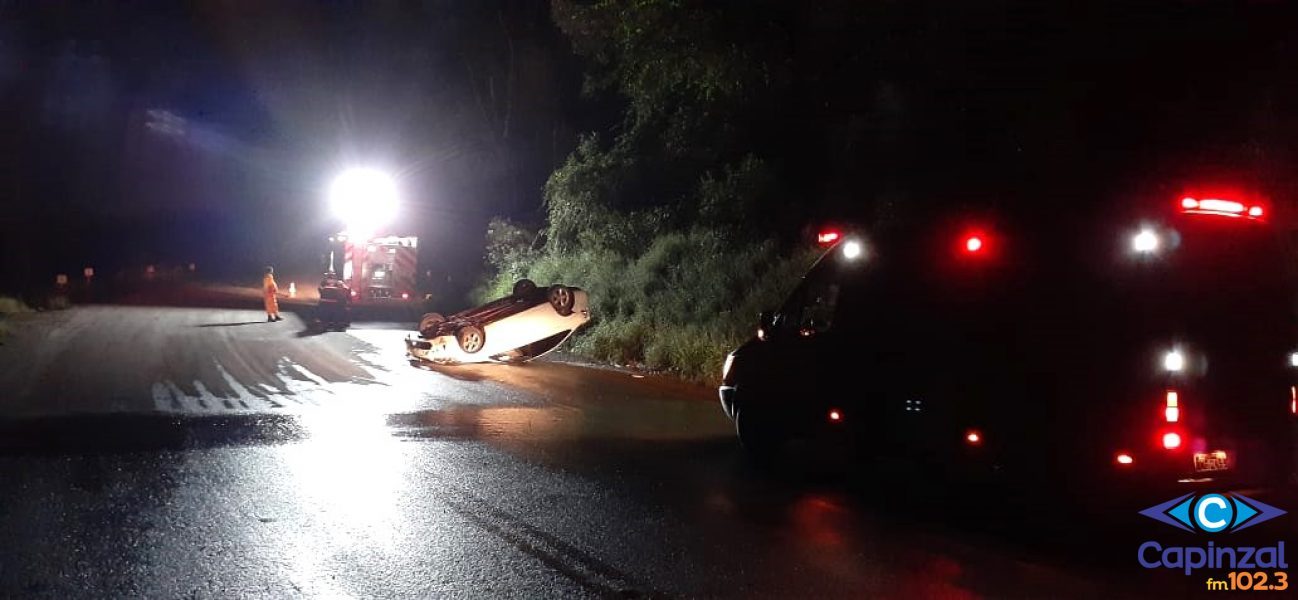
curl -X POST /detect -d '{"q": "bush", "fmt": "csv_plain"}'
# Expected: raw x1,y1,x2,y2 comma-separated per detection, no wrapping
481,228,818,383
0,295,30,345
0,296,31,314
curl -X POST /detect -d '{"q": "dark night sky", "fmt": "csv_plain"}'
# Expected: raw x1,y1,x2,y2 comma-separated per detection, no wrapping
2,1,1297,296
0,1,582,293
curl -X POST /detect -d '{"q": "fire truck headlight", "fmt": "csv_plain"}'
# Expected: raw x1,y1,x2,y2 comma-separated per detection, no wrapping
329,168,398,236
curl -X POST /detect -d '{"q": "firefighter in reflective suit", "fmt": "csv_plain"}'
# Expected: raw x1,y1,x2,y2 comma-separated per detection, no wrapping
263,266,282,322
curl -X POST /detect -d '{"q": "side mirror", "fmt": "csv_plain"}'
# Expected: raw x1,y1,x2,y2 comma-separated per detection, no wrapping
757,310,774,341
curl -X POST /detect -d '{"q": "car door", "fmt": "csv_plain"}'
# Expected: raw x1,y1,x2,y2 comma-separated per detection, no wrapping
758,249,861,425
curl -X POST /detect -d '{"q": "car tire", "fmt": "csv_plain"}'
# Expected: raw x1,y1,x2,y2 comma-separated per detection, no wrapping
512,279,538,297
735,405,782,464
547,285,575,316
456,324,486,354
418,312,446,338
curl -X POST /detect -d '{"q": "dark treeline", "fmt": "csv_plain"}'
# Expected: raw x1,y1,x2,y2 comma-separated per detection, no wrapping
481,0,1298,380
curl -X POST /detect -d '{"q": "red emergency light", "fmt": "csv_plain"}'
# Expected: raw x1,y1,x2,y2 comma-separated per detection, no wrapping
957,229,991,257
1179,197,1265,220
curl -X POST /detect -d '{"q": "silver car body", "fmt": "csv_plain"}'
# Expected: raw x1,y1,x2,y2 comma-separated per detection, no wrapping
406,288,590,364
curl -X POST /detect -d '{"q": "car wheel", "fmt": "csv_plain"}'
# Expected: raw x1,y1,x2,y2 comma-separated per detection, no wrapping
735,405,783,464
547,285,575,316
456,325,486,354
512,279,538,297
418,312,445,338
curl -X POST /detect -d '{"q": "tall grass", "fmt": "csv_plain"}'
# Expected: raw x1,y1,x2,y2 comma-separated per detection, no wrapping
480,228,818,382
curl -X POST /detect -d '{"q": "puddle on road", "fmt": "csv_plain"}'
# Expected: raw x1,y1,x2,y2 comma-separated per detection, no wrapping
140,324,729,447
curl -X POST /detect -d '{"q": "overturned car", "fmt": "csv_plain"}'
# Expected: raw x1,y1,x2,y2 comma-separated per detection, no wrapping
405,280,590,365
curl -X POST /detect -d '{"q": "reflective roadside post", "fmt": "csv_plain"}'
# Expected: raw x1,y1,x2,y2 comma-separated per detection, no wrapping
54,273,69,308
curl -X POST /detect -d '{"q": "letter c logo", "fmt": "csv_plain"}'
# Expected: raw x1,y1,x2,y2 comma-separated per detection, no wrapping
1195,494,1232,532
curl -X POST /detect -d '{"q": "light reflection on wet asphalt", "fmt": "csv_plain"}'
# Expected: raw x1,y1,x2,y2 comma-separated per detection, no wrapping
0,308,1229,597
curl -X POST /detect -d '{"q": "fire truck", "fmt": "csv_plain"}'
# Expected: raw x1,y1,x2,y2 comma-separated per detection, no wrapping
326,233,418,303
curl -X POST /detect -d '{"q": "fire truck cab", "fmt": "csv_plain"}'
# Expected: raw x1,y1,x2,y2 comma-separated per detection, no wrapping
327,233,418,303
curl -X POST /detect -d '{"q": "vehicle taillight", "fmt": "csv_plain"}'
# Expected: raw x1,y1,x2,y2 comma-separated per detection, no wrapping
1164,390,1179,423
1162,432,1182,450
964,236,983,253
1116,453,1134,465
401,292,410,300
965,429,981,444
1291,386,1296,415
817,230,841,245
828,409,843,422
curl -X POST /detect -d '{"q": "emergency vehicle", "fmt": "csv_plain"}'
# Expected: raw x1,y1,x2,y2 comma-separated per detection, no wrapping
719,193,1298,494
326,233,418,304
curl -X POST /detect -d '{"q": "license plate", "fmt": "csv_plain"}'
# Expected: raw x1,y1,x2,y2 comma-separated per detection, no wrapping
1194,451,1231,472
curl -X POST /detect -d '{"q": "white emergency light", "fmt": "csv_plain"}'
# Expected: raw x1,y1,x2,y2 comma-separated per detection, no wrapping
329,168,399,237
841,240,863,260
1163,350,1185,372
1132,229,1159,253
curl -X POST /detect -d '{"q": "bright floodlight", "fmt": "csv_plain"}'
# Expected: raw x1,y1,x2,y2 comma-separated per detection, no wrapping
841,240,863,260
1132,229,1159,253
1163,350,1184,372
329,168,398,236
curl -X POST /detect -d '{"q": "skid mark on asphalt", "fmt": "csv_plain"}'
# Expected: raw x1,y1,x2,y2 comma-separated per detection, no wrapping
424,472,664,599
151,358,383,413
147,325,531,416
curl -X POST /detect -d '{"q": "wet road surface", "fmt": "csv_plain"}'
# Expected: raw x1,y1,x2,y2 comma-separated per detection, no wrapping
0,306,1289,597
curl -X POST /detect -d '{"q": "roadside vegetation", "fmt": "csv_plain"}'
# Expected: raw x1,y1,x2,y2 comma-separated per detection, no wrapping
0,296,31,315
0,295,33,343
477,2,834,382
479,217,817,381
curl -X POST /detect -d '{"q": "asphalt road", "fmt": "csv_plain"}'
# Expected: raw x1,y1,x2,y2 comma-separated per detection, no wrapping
0,305,1288,598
